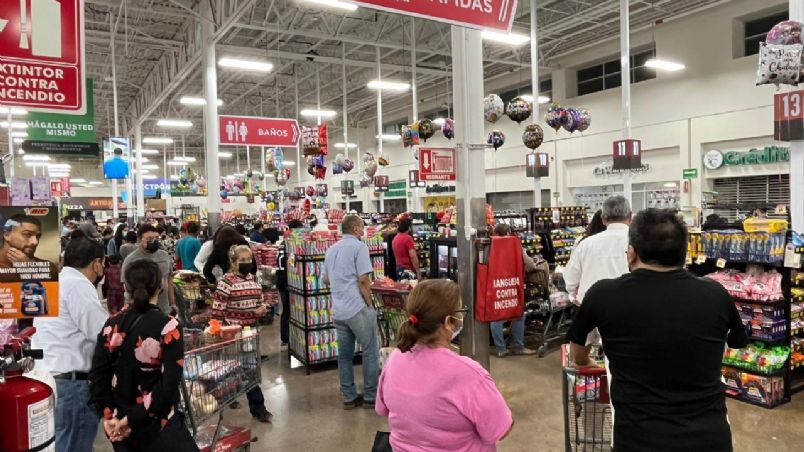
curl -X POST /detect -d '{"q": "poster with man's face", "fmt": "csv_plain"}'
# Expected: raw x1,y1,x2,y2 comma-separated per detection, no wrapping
0,207,60,318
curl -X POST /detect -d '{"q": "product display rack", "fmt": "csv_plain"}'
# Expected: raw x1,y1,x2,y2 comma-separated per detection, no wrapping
287,250,385,375
429,237,458,281
413,230,437,279
688,231,803,408
546,227,585,267
494,210,530,232
518,231,543,259
529,207,588,233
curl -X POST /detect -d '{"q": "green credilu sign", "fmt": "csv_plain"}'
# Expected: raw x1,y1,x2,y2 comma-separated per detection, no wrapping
703,146,789,170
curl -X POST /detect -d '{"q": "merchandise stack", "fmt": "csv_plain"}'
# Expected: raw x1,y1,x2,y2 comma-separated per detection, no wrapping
285,228,385,374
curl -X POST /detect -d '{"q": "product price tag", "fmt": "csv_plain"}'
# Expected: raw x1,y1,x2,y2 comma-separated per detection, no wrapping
784,244,802,269
716,258,727,268
685,256,693,266
696,254,707,264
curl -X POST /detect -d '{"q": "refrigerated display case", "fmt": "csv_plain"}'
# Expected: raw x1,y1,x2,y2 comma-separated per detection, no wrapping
429,237,458,281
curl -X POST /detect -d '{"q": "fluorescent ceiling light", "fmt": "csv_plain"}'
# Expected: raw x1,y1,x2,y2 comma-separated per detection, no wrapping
70,178,86,183
1,121,27,129
138,157,150,162
12,137,24,144
218,152,233,158
519,94,551,104
10,131,27,137
481,30,530,46
48,163,71,169
0,107,27,115
432,118,446,126
143,137,174,144
376,134,401,141
157,119,193,128
24,162,48,167
167,160,188,166
169,174,180,181
49,172,70,177
135,149,160,155
663,182,678,188
645,59,685,71
88,181,103,185
306,0,358,11
142,174,159,180
141,164,160,170
334,143,357,149
300,109,337,118
23,154,49,161
174,156,196,162
282,161,296,167
218,57,274,72
179,96,223,106
367,80,410,91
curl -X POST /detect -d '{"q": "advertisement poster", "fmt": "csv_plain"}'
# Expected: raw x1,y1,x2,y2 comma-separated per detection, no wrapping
0,207,60,318
10,178,32,206
30,177,52,205
103,137,130,179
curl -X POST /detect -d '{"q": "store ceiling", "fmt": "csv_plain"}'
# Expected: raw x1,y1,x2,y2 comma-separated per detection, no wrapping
83,0,727,157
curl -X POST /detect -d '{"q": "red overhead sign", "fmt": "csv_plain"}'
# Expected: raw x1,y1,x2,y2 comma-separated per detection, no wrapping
353,0,517,32
419,148,456,181
218,115,300,147
0,0,86,114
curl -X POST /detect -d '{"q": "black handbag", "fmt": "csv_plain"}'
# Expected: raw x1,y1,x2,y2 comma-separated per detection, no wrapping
371,431,392,452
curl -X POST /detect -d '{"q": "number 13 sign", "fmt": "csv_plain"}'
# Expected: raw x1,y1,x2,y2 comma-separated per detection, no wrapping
774,90,804,141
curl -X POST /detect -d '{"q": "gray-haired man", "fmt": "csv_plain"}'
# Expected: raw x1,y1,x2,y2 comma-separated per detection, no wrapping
564,195,632,344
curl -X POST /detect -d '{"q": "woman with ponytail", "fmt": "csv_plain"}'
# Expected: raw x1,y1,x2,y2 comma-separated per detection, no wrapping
89,260,198,452
376,279,514,452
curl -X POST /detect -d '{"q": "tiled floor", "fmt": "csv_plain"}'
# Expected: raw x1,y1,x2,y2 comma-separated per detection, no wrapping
94,322,804,451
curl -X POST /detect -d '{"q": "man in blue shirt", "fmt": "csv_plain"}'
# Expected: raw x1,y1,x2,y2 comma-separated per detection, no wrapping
249,221,267,243
103,148,129,179
322,215,379,410
176,221,202,271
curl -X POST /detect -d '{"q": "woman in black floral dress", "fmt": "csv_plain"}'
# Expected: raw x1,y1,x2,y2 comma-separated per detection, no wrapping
89,260,198,451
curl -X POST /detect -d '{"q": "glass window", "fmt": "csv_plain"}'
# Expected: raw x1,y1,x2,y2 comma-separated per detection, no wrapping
744,11,789,56
578,78,604,96
576,49,656,96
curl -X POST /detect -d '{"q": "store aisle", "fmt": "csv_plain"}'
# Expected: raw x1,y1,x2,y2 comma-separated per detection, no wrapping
94,322,804,451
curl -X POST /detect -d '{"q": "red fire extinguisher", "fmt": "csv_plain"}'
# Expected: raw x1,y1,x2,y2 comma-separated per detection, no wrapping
0,327,55,452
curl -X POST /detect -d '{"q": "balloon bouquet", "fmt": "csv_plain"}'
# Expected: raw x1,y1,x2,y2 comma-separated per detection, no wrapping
756,20,804,87
543,102,591,134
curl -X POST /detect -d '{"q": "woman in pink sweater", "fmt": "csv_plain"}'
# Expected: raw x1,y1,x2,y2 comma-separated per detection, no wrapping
376,279,514,452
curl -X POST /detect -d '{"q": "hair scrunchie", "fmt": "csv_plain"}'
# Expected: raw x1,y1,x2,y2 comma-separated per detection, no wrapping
408,314,418,325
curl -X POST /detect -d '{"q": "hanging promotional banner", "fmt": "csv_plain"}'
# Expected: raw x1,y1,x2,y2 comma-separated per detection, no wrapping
23,79,99,155
612,139,642,170
62,197,125,211
419,148,456,181
352,0,518,32
774,90,804,141
0,0,86,114
0,206,60,318
103,137,130,179
218,115,300,147
526,152,549,178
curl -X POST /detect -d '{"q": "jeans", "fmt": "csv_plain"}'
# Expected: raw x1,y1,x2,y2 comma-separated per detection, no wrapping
279,289,290,343
335,306,380,402
246,386,266,415
55,380,99,452
490,315,526,353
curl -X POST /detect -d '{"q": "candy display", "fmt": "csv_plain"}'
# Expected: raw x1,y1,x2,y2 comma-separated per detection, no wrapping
723,343,790,375
290,292,332,327
706,269,784,302
700,230,786,263
722,367,786,408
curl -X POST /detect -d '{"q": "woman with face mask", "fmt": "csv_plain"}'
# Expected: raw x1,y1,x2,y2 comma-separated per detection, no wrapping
209,245,273,423
375,279,514,452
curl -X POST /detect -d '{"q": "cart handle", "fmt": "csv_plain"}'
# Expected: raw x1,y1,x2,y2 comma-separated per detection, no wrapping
565,365,607,377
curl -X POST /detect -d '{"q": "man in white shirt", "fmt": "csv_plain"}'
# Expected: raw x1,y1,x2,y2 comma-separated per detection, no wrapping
563,195,631,344
32,236,108,452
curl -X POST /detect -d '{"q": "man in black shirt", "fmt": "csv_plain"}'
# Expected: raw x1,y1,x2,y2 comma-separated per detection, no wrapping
568,208,749,452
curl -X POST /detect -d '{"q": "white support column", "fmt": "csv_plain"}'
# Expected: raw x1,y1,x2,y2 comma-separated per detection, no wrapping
342,42,350,212
295,74,302,189
202,0,221,230
452,26,489,369
134,124,145,219
620,0,632,203
411,18,420,213
530,0,542,208
791,0,804,232
376,46,384,213
110,12,119,220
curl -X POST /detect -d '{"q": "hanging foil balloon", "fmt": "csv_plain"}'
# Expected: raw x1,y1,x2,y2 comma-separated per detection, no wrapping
233,178,243,190
506,96,533,124
190,183,199,195
378,156,389,166
232,185,241,195
401,125,419,148
266,192,276,203
767,20,804,45
179,169,188,186
196,176,206,188
275,171,288,186
342,158,355,173
522,124,544,150
562,108,582,133
576,108,592,132
756,42,802,86
544,103,565,132
288,190,299,201
418,119,435,142
332,161,344,174
246,168,253,178
186,167,196,184
267,202,277,211
335,153,346,166
483,94,505,123
487,130,506,151
220,190,228,199
359,173,373,187
364,160,378,177
442,118,455,140
307,165,316,176
315,166,327,180
306,186,316,197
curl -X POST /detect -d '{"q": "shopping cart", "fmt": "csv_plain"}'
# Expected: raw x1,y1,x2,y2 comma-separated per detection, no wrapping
173,271,213,328
561,345,612,452
371,285,410,347
180,328,261,451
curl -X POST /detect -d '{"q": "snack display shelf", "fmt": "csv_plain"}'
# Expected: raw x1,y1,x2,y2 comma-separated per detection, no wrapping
289,318,333,332
721,363,787,378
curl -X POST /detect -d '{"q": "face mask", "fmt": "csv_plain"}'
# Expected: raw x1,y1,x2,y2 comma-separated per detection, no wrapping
449,316,464,340
238,263,253,275
145,240,160,252
93,261,104,286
